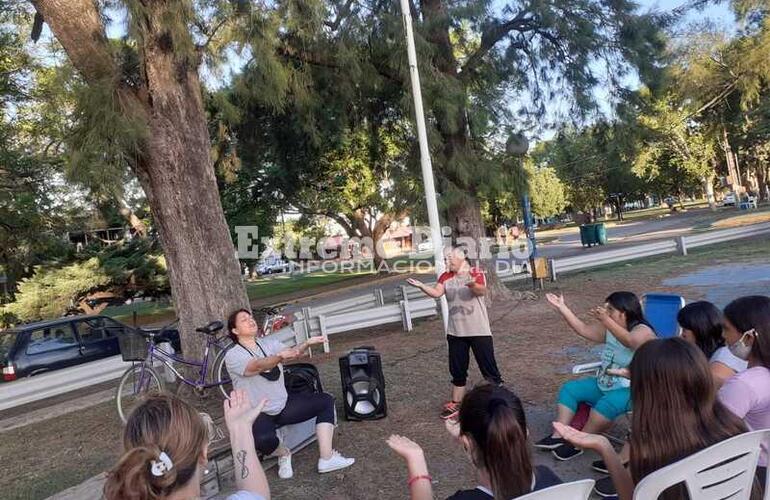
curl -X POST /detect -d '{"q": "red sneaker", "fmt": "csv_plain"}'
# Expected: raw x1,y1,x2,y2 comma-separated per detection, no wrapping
440,401,460,420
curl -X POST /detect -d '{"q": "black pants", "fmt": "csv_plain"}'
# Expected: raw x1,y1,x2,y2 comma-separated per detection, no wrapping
447,335,503,388
252,392,335,456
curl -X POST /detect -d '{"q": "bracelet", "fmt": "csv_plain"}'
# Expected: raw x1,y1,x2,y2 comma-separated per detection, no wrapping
407,475,432,487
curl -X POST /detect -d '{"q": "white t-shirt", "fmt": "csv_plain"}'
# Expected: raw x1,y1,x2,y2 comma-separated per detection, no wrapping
228,491,265,500
710,346,749,374
225,337,288,415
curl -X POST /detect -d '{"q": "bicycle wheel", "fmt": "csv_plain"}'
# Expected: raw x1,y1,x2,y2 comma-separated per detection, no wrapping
116,364,164,424
212,345,234,400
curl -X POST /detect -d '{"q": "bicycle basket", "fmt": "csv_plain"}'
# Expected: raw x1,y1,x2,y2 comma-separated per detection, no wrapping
119,330,148,362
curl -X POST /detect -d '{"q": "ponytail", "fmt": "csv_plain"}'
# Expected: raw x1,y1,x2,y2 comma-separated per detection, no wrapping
104,445,181,500
104,393,208,500
459,385,534,499
485,399,533,498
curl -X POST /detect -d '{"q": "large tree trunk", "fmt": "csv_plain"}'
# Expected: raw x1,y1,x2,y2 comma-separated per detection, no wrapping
131,3,249,362
33,0,249,363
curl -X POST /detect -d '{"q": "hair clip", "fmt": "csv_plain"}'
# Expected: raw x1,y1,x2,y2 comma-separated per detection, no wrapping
150,451,174,477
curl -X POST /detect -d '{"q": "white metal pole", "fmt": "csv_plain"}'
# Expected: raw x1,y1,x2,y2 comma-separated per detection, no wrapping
399,0,449,332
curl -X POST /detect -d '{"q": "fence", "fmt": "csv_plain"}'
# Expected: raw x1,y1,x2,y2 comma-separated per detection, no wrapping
549,222,770,280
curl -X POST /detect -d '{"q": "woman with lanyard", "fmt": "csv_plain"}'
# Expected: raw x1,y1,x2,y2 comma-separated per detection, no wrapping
224,308,355,480
407,245,504,420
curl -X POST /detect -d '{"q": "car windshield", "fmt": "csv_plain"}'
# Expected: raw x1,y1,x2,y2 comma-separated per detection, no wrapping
0,331,16,360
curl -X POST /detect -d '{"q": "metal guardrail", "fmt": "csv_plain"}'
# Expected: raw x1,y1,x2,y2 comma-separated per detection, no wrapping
685,222,770,249
0,355,132,411
550,221,770,280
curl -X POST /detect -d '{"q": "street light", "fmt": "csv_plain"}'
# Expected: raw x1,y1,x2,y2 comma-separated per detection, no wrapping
506,133,535,257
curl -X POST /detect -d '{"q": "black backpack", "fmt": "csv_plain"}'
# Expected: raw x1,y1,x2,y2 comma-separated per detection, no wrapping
283,363,324,394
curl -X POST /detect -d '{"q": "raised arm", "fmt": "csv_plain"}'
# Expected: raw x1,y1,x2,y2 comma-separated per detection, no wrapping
545,293,605,343
387,435,433,500
591,307,656,349
406,277,445,298
224,390,271,499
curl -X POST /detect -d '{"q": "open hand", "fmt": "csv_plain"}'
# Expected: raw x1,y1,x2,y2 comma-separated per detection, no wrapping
224,389,267,430
406,278,423,288
278,348,299,361
552,422,611,453
444,418,461,439
545,293,565,310
588,306,610,323
387,434,425,463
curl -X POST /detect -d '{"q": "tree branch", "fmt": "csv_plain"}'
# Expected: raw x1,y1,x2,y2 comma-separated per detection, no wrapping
324,0,357,31
29,0,117,85
460,12,536,78
197,17,230,51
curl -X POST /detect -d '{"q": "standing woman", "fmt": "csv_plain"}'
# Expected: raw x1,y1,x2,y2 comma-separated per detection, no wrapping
225,308,355,480
407,246,503,420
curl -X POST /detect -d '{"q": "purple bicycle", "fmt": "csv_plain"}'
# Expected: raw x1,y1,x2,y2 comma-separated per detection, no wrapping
115,319,232,423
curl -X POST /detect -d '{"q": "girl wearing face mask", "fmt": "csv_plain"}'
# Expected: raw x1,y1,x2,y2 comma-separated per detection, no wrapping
677,301,748,386
387,384,562,500
718,295,770,481
224,308,354,480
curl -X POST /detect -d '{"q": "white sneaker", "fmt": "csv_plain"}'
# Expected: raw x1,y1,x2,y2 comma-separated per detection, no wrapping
317,450,355,473
278,454,293,479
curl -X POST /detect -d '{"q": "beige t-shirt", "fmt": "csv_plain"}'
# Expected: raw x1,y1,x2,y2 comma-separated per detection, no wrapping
438,267,492,337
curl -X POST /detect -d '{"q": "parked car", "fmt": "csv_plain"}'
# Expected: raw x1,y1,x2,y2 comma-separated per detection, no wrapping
0,315,180,381
257,259,291,275
722,192,737,206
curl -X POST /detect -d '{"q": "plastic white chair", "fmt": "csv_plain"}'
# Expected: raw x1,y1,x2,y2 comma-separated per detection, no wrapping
516,479,595,499
633,429,770,500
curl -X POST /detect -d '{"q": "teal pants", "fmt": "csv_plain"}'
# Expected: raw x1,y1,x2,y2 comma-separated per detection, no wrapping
557,377,630,421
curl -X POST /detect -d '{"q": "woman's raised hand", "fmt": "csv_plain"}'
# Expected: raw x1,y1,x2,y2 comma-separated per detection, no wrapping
224,389,267,430
405,278,423,288
387,434,425,463
545,293,566,310
552,422,611,453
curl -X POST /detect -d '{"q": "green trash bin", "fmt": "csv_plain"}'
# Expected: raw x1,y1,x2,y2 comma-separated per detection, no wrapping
594,223,607,245
580,224,597,247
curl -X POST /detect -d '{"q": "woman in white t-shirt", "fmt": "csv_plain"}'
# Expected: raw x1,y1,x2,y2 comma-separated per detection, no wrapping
677,301,747,386
224,309,354,480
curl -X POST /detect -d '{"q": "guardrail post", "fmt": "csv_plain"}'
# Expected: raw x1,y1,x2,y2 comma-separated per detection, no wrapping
549,259,558,281
676,235,688,256
318,315,330,353
400,299,413,331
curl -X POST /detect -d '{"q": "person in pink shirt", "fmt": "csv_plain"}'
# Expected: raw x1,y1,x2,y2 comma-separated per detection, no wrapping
718,295,770,484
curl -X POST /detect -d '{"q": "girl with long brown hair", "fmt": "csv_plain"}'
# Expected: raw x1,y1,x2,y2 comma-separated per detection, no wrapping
719,295,770,482
387,384,561,499
555,337,754,500
104,389,270,500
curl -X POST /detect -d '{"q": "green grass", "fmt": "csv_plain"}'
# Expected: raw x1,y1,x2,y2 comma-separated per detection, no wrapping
102,270,374,325
244,270,373,300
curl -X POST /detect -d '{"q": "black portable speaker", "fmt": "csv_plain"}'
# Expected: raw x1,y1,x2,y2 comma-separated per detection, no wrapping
339,346,387,421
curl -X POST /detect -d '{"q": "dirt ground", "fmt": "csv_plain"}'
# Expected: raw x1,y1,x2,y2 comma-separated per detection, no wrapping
1,235,768,500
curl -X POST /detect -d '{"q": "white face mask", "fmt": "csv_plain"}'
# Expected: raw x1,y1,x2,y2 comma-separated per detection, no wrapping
728,329,757,361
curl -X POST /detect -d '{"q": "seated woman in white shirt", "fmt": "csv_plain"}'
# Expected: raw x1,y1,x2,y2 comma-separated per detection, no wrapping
677,301,747,386
224,308,354,480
